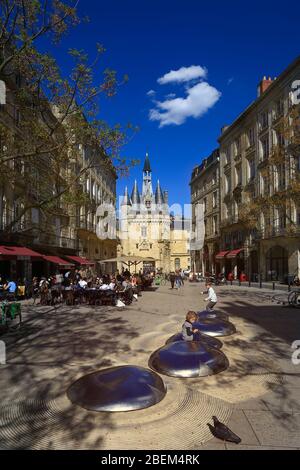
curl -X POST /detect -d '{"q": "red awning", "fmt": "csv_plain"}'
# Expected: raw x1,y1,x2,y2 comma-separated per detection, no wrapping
64,255,95,266
43,255,75,267
0,245,42,258
226,248,244,259
215,251,230,260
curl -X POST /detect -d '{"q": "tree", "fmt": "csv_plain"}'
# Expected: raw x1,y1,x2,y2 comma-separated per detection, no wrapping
239,104,300,236
0,0,138,239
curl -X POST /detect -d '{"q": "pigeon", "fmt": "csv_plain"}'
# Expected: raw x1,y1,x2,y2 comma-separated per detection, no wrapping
207,416,241,444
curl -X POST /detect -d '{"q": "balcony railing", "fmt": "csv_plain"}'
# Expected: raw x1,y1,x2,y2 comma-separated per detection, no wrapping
220,215,239,227
256,226,300,239
78,220,97,233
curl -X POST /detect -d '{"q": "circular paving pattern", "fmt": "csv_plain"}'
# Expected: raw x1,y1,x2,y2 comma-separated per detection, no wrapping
67,365,166,412
0,380,232,450
149,341,229,378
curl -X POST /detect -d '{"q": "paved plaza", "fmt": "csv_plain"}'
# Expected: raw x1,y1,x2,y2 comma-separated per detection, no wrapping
0,282,300,450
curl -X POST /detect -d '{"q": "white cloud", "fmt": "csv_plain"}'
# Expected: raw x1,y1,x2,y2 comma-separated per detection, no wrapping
227,77,234,85
146,89,156,96
165,93,176,99
149,81,221,127
157,65,207,85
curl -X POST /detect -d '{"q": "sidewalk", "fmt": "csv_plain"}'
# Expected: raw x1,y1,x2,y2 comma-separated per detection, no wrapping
0,283,299,449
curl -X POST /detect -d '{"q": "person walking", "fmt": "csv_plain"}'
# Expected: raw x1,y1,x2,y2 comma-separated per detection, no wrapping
175,270,181,290
169,271,175,289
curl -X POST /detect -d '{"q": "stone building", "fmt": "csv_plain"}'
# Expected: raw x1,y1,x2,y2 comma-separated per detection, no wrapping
119,154,190,273
0,69,118,278
190,149,220,274
71,143,118,274
218,56,300,281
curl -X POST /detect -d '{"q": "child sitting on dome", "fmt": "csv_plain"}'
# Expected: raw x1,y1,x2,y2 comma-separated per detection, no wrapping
181,311,199,341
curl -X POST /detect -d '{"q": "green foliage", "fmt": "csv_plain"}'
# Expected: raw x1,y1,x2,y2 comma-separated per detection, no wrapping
0,0,138,235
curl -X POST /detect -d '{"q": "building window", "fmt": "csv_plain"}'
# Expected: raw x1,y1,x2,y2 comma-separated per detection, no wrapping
1,196,7,228
260,111,268,130
260,212,265,233
212,191,217,208
213,215,218,235
247,127,255,147
224,202,230,219
224,147,231,164
235,164,242,185
275,98,284,118
260,137,269,160
247,159,256,181
225,174,231,194
203,197,207,213
175,258,181,270
234,137,241,156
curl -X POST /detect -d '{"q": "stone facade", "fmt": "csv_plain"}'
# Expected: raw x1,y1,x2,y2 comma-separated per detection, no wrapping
190,149,220,274
218,57,300,281
118,154,190,273
71,143,118,274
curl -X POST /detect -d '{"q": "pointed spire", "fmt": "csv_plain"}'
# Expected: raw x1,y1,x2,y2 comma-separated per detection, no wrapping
121,186,132,206
155,179,165,205
143,152,151,173
131,180,140,205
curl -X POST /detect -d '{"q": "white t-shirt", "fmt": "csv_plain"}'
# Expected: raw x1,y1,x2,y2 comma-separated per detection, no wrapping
205,287,217,303
79,280,87,288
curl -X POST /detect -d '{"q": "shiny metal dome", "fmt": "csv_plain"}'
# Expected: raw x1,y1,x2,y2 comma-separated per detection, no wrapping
197,310,229,322
67,365,166,412
165,332,223,349
149,341,229,378
192,319,236,337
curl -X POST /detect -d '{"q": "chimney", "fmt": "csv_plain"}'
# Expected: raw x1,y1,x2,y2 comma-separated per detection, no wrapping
221,125,229,134
257,76,273,97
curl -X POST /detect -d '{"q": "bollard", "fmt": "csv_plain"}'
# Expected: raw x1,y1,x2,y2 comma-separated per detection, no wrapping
239,279,241,286
272,282,275,290
259,278,262,288
248,280,251,287
230,280,233,286
288,281,291,292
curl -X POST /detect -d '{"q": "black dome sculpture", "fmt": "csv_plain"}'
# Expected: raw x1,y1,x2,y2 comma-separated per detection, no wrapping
166,332,223,349
197,310,229,322
192,319,236,337
149,341,229,378
67,365,166,412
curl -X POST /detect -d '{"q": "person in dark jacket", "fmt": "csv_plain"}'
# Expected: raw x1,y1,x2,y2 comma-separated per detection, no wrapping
169,271,175,289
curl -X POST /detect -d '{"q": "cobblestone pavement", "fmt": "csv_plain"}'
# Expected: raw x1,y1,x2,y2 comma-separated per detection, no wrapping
0,282,300,450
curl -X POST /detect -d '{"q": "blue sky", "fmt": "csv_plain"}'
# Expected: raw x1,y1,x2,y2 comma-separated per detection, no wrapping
49,0,300,207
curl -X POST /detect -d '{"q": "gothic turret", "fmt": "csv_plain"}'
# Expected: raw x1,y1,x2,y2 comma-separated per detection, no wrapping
142,153,153,208
131,180,141,205
143,152,151,173
155,180,165,205
121,186,132,206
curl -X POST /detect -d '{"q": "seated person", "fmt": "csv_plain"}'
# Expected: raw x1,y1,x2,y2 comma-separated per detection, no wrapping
78,278,88,289
100,278,116,291
181,311,199,341
4,279,17,295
